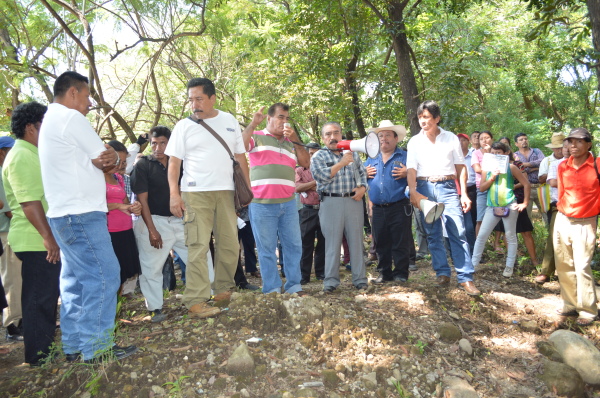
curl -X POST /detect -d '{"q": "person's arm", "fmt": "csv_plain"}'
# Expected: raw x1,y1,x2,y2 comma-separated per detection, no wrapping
107,202,131,214
479,169,499,192
526,149,544,168
91,144,119,170
511,164,530,211
408,168,427,208
137,192,162,249
168,156,185,218
242,106,266,151
455,164,471,212
538,174,547,184
330,152,354,178
549,178,558,188
20,201,60,264
296,180,316,193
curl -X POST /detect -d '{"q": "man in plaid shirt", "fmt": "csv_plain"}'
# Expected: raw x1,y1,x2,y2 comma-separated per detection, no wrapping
310,122,368,293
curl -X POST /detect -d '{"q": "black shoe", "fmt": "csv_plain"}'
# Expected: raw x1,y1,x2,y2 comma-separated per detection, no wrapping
6,323,23,342
356,283,368,290
316,275,325,281
409,264,418,272
393,275,408,282
372,274,392,284
83,345,138,364
300,279,310,285
65,352,81,363
239,283,260,291
323,286,336,294
150,309,166,323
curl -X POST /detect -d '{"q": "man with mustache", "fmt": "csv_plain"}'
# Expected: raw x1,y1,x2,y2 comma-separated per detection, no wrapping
406,100,480,296
513,132,547,225
310,122,368,293
166,78,248,318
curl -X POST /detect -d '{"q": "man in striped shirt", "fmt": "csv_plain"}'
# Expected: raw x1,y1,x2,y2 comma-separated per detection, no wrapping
243,103,309,294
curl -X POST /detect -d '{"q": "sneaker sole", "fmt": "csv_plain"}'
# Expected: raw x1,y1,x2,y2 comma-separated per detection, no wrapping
188,307,222,319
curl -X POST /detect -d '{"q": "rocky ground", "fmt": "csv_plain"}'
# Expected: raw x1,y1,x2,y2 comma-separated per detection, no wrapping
1,247,600,398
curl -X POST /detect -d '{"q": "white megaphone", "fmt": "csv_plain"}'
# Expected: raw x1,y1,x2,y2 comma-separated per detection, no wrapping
419,199,445,224
336,131,380,159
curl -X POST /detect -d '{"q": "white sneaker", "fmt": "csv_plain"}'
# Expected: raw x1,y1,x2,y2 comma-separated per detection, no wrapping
502,266,514,277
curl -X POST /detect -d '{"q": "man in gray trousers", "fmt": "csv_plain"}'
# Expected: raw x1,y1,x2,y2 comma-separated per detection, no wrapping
310,122,368,293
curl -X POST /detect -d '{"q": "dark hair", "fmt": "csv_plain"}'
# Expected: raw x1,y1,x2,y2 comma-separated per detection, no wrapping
54,71,89,98
186,78,215,97
491,141,509,153
11,101,47,139
268,102,290,117
479,130,493,140
514,132,527,142
150,125,171,140
499,136,511,143
107,140,127,153
417,100,441,123
471,131,480,136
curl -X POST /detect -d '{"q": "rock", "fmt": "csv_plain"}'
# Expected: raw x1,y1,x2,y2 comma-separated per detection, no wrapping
282,393,293,398
355,295,367,303
549,329,600,385
301,334,317,349
130,372,137,380
321,369,339,387
282,297,323,328
294,388,318,397
537,359,584,398
459,339,473,356
442,376,479,398
536,341,563,362
226,343,255,376
362,372,378,389
448,312,461,320
240,388,250,398
151,385,166,395
438,322,461,342
519,319,541,334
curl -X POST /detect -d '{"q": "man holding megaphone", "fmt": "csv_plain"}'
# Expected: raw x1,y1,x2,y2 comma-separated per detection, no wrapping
310,122,369,293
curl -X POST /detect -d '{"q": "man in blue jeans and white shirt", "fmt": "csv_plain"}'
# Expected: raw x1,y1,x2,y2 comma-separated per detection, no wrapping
39,71,137,363
406,100,481,296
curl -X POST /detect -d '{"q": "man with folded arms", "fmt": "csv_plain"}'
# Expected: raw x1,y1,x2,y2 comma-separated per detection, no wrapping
406,100,480,296
554,128,599,326
364,120,411,284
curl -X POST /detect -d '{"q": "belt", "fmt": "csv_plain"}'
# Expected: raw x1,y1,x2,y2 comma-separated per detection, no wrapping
320,192,354,197
417,175,456,182
303,204,320,210
372,199,408,208
530,183,541,188
467,185,477,192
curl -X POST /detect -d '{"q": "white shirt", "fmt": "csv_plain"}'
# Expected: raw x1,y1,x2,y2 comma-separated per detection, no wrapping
165,111,245,192
465,147,476,186
406,127,464,177
39,103,107,217
538,153,562,177
547,157,567,203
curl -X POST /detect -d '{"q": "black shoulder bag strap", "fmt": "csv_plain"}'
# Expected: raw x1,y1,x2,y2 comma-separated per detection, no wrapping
187,116,235,161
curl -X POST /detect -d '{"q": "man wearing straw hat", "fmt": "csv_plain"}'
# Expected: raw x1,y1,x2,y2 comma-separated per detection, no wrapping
364,120,411,284
406,100,481,296
535,132,566,284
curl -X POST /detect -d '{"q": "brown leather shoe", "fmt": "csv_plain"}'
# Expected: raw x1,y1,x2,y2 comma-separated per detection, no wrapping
435,275,451,286
459,281,481,296
188,303,221,319
213,291,232,302
535,274,549,284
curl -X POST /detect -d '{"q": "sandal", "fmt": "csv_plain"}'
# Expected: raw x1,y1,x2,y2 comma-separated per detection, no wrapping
576,317,596,326
556,308,578,317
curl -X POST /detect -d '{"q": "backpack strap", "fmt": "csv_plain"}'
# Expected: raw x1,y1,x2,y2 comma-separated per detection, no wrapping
187,116,235,161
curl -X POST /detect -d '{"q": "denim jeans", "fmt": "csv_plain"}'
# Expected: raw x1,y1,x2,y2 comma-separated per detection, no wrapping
48,212,120,360
417,179,474,283
249,200,302,294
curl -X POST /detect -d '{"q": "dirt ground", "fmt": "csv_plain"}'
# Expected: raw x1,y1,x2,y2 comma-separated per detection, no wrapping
1,241,599,398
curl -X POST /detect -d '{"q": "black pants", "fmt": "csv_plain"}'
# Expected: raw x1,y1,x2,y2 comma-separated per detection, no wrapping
238,222,258,273
371,200,412,279
16,251,61,365
299,207,325,280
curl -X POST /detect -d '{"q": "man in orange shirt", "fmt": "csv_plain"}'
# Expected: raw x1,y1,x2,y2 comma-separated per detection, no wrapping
554,128,599,326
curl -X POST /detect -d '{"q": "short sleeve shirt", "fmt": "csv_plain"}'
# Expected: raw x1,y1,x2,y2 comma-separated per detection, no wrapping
2,140,47,251
557,154,600,218
0,166,11,232
165,111,245,192
406,128,464,177
130,156,172,216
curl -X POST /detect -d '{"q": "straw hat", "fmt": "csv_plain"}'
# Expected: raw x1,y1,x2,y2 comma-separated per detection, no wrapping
369,120,408,141
545,132,565,148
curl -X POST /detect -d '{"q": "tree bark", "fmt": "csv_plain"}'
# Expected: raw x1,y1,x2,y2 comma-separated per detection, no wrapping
586,0,600,90
345,50,367,138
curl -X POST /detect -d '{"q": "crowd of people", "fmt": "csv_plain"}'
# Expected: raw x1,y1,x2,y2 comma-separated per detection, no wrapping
0,72,598,368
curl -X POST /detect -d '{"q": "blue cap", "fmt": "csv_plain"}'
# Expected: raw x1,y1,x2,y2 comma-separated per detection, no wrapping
0,137,15,149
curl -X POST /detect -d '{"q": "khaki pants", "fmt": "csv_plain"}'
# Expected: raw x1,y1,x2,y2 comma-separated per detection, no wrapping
0,231,22,327
553,212,598,319
182,191,238,308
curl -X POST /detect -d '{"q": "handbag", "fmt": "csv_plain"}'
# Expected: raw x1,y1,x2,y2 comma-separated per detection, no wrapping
536,183,551,213
493,207,510,217
188,117,253,212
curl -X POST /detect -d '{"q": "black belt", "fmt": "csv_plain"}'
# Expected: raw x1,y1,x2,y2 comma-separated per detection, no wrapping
372,199,408,208
320,192,354,198
467,185,477,193
303,204,320,210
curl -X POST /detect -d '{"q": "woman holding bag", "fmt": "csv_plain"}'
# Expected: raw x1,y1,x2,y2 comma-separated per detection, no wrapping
471,142,530,277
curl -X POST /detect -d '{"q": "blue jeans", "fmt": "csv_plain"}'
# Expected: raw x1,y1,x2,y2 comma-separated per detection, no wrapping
249,200,302,294
417,180,474,283
48,212,120,360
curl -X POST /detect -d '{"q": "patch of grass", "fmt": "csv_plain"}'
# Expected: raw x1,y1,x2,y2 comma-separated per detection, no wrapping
393,380,411,397
470,299,480,314
414,340,427,355
163,375,190,397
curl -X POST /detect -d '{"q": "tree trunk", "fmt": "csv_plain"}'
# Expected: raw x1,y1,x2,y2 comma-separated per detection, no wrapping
345,50,367,138
586,0,600,90
387,2,421,135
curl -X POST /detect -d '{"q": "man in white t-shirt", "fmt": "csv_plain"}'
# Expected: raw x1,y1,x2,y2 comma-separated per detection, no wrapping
166,78,248,318
406,100,480,296
39,71,137,363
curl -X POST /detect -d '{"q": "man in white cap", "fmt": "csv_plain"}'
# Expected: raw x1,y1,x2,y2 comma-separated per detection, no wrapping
406,100,480,296
536,132,566,284
364,121,411,283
